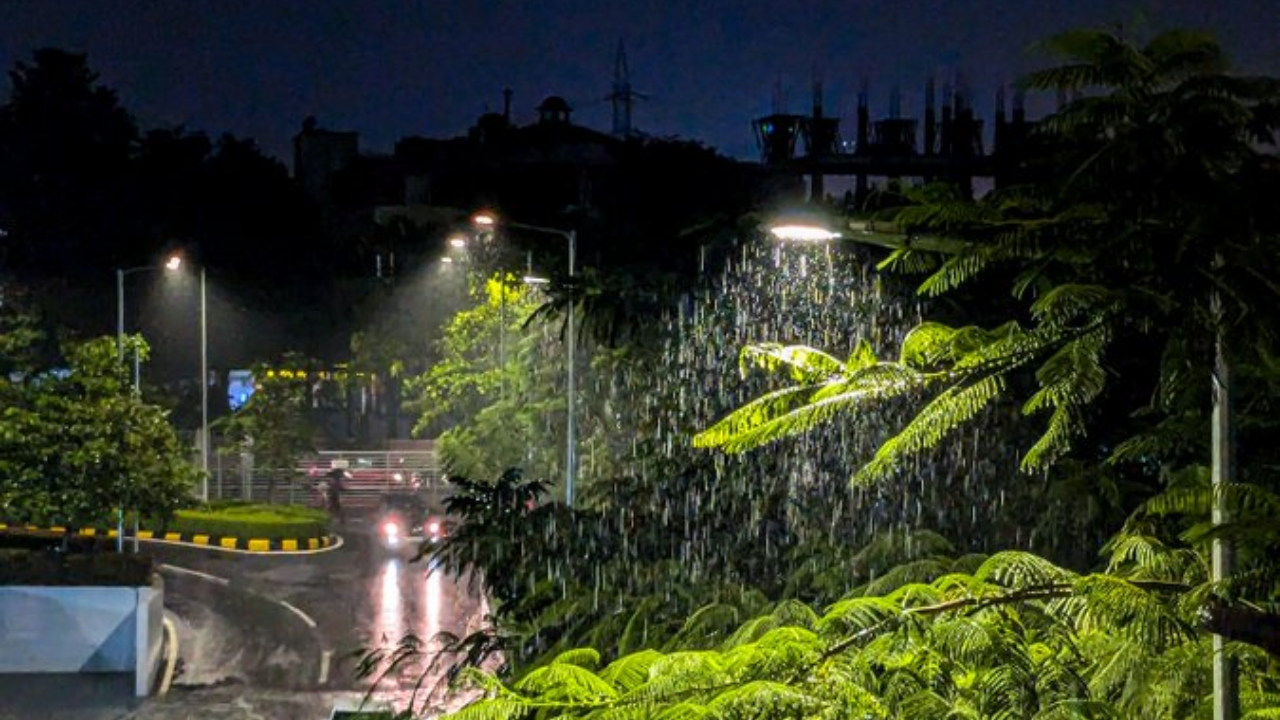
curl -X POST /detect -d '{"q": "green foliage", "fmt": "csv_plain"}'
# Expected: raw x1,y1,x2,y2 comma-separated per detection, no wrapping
406,275,566,483
440,546,1280,720
697,27,1280,500
0,336,197,527
166,503,329,540
216,355,317,503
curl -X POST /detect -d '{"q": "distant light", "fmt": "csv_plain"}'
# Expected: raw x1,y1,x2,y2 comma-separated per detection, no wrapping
472,212,497,227
441,257,454,264
448,236,467,248
769,224,842,242
165,255,183,270
523,275,550,285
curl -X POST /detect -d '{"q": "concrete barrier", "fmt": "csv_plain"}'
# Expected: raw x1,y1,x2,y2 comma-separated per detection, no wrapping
0,576,164,697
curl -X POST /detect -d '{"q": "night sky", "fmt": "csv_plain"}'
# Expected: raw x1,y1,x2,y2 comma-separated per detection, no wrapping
2,1,1277,162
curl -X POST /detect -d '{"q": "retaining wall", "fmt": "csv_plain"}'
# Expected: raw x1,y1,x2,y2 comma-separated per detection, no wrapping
0,577,164,696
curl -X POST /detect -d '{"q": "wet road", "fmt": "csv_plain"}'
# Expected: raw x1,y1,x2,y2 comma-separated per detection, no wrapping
139,514,491,719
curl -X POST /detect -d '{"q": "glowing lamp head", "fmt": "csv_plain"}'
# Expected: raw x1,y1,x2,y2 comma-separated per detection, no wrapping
448,236,467,249
382,521,399,537
165,255,183,270
428,521,440,534
472,212,497,227
769,224,841,242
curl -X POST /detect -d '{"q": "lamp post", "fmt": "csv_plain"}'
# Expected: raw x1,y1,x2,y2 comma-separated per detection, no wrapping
114,254,182,551
472,212,578,507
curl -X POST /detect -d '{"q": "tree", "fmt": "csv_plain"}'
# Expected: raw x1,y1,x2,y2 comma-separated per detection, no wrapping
0,336,197,527
407,274,567,484
697,27,1280,504
693,29,1280,713
217,357,318,504
0,48,140,275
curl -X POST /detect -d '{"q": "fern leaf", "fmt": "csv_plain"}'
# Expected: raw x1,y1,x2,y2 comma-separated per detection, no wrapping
1020,326,1109,471
975,551,1075,589
692,384,824,450
697,364,929,454
918,251,994,297
1029,284,1116,328
553,648,603,670
899,322,960,368
738,343,844,382
514,663,618,702
705,680,820,717
816,596,899,638
599,649,664,694
855,374,1006,485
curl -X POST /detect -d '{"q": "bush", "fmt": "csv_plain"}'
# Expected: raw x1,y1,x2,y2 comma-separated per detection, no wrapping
166,503,329,541
0,546,153,586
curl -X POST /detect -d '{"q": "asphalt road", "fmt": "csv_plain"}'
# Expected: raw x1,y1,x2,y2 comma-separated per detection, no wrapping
135,513,492,719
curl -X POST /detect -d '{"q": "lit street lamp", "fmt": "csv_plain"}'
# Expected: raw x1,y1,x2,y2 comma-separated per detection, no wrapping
115,255,181,551
115,255,210,509
472,212,579,507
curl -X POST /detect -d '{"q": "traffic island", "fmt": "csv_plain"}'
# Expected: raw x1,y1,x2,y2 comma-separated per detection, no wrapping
1,503,336,554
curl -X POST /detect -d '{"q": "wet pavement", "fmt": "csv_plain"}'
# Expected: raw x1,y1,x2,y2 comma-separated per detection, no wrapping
0,514,492,720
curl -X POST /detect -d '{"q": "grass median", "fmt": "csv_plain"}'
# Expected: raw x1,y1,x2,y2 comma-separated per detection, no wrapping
166,502,331,542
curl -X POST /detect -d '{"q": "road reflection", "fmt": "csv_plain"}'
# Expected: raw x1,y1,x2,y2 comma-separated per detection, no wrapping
422,562,442,649
375,559,403,646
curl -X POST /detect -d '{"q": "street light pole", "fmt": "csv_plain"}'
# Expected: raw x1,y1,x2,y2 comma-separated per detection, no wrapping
200,267,209,502
472,214,579,507
565,229,577,507
114,255,190,552
114,268,126,552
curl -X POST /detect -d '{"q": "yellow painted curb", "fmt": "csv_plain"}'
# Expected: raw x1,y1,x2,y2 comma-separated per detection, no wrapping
79,528,96,536
164,532,182,542
322,536,331,548
307,538,319,550
137,530,155,540
281,539,299,551
247,539,270,553
0,524,7,530
108,529,119,538
50,526,67,533
219,537,238,549
193,535,210,545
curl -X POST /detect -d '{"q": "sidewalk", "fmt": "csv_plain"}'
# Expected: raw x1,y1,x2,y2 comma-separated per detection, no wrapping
0,673,139,719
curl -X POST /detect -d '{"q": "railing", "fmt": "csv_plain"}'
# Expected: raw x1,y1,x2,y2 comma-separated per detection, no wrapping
208,445,447,512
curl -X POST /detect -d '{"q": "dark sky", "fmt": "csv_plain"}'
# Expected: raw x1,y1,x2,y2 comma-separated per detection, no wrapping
2,1,1276,162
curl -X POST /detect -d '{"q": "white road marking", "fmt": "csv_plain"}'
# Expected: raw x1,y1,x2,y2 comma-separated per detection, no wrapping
319,649,333,685
159,614,179,696
157,563,230,586
278,598,318,629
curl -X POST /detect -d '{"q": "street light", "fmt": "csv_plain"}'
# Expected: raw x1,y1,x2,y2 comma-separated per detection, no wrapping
115,254,182,551
471,211,579,507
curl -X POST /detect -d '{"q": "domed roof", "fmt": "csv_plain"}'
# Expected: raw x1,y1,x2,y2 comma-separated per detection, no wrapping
537,96,573,114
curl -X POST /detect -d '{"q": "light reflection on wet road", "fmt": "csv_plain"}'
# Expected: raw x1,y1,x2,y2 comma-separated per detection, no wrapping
145,515,492,718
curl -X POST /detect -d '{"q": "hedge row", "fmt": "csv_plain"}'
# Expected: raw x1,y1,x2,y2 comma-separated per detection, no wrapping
0,546,153,587
166,503,330,542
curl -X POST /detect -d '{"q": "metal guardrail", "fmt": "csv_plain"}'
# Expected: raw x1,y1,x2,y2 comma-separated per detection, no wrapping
209,447,448,511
